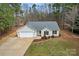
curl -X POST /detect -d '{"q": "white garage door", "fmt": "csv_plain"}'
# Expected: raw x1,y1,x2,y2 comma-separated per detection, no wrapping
18,31,35,37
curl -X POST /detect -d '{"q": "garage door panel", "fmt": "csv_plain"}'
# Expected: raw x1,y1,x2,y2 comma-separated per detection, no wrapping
18,31,36,37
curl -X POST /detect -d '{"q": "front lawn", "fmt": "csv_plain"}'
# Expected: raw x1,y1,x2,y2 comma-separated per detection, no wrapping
24,38,79,56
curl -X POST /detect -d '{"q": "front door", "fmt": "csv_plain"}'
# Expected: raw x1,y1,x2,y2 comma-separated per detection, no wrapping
44,30,49,36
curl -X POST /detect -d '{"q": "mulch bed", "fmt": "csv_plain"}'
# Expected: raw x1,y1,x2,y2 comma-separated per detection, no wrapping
33,36,56,42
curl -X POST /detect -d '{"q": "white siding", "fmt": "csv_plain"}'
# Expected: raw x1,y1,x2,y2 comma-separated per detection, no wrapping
50,31,52,36
53,30,60,36
41,28,52,37
41,28,60,37
17,26,37,38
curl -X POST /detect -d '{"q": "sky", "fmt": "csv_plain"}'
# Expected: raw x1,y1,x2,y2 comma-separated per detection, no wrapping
21,3,50,13
21,3,45,10
21,3,63,14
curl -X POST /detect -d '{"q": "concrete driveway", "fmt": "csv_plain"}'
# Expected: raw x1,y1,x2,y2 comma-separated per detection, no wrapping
0,37,34,56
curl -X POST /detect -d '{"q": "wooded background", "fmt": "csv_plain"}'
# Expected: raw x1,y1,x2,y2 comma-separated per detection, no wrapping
0,3,79,35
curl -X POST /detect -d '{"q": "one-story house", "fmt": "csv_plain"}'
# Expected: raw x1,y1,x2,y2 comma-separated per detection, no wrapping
17,21,60,38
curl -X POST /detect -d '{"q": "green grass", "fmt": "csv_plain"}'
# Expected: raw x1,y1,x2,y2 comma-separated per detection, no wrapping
24,38,79,56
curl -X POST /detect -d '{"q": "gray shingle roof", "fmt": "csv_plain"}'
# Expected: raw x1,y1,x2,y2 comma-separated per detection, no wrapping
26,21,60,31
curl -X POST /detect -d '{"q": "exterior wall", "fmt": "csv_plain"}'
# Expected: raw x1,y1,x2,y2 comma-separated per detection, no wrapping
17,26,37,37
41,28,52,37
53,30,60,36
49,30,52,36
17,31,37,38
33,31,37,37
41,28,60,37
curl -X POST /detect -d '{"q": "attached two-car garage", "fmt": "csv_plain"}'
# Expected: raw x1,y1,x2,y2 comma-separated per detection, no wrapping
17,26,36,38
18,31,34,37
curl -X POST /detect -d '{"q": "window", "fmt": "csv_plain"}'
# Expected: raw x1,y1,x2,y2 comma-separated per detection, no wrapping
39,31,41,34
53,31,57,34
44,31,49,35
